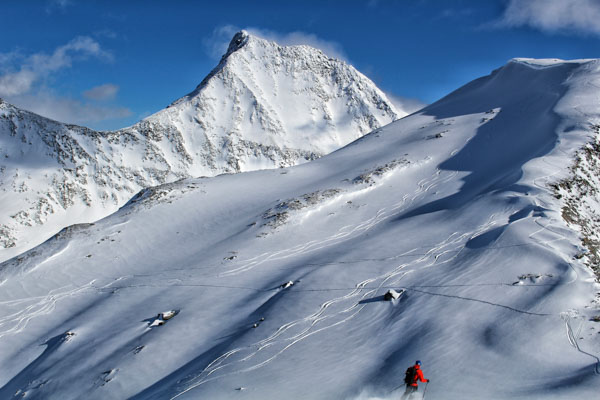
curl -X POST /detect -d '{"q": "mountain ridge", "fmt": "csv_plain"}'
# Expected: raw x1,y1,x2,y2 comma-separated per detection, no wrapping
0,31,404,262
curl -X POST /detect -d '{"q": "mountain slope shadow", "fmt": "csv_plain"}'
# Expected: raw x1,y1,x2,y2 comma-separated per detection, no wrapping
393,61,579,222
465,225,507,249
513,364,599,396
0,333,71,398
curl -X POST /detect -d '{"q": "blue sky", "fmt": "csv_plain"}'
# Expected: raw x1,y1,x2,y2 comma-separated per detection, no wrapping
1,0,599,130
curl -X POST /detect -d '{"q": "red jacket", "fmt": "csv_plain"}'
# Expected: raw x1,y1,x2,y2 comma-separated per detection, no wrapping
410,365,428,387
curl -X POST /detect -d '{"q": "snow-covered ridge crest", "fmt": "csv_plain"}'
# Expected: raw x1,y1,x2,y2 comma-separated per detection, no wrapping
510,57,597,68
0,31,403,262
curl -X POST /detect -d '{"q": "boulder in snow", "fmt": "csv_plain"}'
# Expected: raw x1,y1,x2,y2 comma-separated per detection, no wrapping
281,281,294,289
160,310,178,320
384,289,404,301
149,310,179,327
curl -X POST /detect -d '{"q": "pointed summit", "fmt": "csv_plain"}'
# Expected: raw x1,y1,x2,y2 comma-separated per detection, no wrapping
150,30,403,170
224,30,250,56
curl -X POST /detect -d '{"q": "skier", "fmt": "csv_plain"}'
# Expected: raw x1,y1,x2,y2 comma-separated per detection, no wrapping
400,360,429,399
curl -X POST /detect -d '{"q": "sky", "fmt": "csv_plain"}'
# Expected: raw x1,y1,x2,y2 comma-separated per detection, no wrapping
0,0,599,131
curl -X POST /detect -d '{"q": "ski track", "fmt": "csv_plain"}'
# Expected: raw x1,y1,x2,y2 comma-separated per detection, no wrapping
2,138,594,399
562,313,600,375
168,217,503,398
168,150,592,397
532,154,599,372
0,281,98,340
219,168,457,278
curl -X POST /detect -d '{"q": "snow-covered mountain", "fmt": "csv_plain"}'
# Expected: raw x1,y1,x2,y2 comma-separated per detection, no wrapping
0,30,403,263
1,58,599,399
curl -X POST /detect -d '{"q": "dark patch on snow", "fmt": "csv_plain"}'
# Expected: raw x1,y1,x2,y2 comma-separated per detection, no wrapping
352,159,409,185
0,332,73,397
358,295,386,304
144,310,180,328
465,225,507,249
426,131,447,140
133,345,145,354
514,365,598,394
261,189,342,230
508,204,548,223
97,369,118,386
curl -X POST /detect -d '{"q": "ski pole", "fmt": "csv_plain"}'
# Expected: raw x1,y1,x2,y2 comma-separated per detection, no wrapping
390,384,404,393
422,382,429,399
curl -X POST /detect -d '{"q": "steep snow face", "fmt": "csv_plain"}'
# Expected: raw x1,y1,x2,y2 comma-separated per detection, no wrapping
0,31,402,263
129,30,401,175
1,59,599,400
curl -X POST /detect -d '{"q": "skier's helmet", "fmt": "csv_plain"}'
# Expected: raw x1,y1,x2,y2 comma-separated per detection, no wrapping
416,360,421,365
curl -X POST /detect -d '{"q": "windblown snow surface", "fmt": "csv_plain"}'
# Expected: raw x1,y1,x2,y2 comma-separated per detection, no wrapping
1,59,600,400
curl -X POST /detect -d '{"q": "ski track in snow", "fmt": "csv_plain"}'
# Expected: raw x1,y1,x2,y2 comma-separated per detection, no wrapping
562,313,600,375
0,281,97,340
531,153,600,372
219,168,458,278
168,144,597,397
168,215,524,398
2,142,585,400
4,161,566,398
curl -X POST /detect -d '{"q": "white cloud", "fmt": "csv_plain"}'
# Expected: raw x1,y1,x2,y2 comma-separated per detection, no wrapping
0,50,22,67
0,36,112,98
202,25,240,60
0,37,127,126
0,70,37,97
83,83,119,101
385,93,427,114
28,36,113,72
250,29,348,61
9,90,132,126
203,25,348,61
497,0,600,36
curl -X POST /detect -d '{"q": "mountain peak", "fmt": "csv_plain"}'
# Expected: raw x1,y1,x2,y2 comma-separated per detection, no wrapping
160,30,402,154
223,30,251,59
220,30,335,64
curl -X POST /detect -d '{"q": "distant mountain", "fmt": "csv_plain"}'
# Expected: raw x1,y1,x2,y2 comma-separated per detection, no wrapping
1,58,599,400
0,30,403,262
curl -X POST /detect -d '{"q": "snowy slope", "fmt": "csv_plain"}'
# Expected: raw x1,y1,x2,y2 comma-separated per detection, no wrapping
0,31,402,263
144,30,401,170
1,59,600,400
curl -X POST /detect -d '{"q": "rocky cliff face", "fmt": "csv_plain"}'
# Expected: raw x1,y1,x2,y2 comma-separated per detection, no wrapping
0,31,404,261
